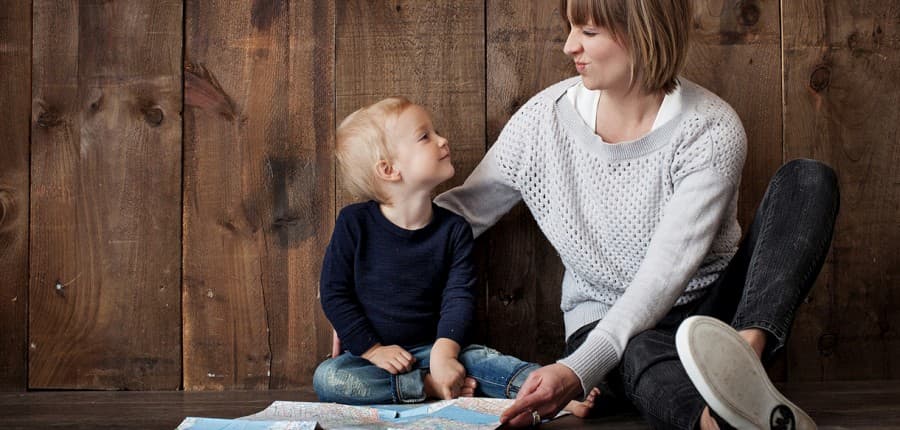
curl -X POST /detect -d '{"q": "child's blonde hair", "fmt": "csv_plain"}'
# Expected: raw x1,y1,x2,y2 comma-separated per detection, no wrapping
561,0,692,94
336,96,413,203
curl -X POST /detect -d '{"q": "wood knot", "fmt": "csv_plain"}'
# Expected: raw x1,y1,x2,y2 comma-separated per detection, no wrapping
738,1,760,27
809,65,831,92
508,98,523,115
141,106,164,126
36,109,63,128
0,189,12,228
817,333,837,357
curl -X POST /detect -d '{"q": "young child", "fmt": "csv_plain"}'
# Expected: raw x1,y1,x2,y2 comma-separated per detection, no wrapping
313,97,597,414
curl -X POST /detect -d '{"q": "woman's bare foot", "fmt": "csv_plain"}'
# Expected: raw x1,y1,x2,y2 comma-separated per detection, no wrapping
460,377,477,397
737,328,767,359
699,406,721,430
563,387,600,418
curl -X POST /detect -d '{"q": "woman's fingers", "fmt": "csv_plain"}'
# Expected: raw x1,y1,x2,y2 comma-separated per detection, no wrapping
500,383,544,424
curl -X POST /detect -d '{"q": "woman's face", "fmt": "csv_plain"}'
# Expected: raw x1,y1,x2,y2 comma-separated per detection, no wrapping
563,20,632,91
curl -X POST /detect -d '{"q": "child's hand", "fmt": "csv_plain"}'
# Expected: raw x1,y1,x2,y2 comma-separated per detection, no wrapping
331,329,341,358
429,356,467,399
361,344,416,374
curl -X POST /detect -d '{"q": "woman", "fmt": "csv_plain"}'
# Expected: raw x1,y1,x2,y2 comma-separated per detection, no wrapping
435,0,839,428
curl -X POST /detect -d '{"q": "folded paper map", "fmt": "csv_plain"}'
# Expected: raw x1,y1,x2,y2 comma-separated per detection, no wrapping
176,397,565,429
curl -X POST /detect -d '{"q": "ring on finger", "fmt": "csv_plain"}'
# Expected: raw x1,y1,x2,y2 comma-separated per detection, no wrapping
531,410,541,426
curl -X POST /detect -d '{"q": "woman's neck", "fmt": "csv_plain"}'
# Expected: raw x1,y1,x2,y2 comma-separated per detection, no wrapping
595,86,665,143
379,192,433,230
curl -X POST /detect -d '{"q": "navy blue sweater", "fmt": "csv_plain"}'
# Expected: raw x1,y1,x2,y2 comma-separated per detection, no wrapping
320,201,476,356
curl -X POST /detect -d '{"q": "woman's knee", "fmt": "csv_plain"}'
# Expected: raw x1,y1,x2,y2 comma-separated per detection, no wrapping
777,159,839,195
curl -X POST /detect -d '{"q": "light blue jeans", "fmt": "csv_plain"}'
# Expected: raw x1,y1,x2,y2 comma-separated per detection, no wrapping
313,343,539,405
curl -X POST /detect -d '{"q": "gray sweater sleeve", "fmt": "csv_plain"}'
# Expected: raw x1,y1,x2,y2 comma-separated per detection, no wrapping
435,104,535,237
556,166,740,395
557,111,748,395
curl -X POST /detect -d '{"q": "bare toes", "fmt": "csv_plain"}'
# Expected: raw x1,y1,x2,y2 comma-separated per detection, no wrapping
565,401,592,418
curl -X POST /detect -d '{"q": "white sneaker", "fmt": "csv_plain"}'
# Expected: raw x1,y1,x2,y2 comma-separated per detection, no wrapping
675,316,816,430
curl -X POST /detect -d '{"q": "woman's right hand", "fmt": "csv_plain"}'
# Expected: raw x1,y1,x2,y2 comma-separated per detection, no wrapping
500,363,583,427
361,344,416,374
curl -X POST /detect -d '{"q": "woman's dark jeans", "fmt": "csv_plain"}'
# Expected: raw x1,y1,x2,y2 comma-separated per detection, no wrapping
565,159,841,430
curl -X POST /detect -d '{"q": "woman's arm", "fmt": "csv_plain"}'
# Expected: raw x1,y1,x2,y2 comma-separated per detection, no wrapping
558,166,740,394
435,99,544,237
557,110,748,395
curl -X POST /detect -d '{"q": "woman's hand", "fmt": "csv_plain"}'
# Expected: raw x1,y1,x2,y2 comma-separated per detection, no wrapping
361,344,416,374
499,363,583,427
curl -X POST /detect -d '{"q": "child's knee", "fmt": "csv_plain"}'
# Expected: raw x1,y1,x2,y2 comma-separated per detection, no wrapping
312,359,339,399
458,344,500,365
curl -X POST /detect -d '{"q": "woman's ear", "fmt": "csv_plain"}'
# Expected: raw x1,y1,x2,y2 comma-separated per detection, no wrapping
375,160,401,182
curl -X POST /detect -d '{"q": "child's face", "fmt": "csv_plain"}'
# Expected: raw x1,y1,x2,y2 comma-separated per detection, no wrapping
386,105,454,190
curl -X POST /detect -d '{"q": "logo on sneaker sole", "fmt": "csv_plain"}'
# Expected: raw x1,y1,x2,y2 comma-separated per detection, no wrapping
770,405,795,430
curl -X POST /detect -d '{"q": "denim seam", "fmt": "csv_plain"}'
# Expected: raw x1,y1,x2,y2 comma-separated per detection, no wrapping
505,363,536,399
392,370,426,404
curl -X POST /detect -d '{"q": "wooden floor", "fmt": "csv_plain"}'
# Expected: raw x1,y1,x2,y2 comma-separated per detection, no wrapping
1,381,898,429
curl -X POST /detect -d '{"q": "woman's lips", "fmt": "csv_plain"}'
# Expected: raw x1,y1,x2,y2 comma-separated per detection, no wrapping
575,62,587,72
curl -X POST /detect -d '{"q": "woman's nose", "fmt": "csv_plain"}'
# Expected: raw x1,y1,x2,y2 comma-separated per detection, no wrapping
563,28,581,56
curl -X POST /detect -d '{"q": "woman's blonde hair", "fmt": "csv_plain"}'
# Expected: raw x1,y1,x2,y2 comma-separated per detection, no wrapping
336,96,413,203
561,0,692,94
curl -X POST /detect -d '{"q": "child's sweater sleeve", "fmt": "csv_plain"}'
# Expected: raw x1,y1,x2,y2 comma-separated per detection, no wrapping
436,221,477,346
319,211,380,356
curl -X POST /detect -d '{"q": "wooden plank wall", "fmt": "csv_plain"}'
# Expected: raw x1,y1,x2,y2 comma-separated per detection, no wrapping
0,0,896,390
28,0,183,389
182,0,335,389
0,0,31,391
783,1,900,381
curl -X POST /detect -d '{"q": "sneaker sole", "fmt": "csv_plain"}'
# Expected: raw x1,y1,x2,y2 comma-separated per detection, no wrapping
675,316,816,430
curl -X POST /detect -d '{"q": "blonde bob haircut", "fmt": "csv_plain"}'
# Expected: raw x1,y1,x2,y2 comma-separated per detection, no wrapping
336,96,413,204
561,0,692,94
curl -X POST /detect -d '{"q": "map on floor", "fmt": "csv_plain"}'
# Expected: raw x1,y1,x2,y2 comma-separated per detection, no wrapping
175,397,563,429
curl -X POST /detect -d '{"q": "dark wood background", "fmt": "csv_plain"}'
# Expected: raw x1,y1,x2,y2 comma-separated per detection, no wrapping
0,0,896,391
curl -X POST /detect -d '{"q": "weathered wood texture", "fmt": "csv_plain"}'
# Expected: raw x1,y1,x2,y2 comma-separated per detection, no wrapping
183,0,335,390
484,0,572,364
334,0,488,343
0,0,31,391
28,0,183,389
783,0,900,381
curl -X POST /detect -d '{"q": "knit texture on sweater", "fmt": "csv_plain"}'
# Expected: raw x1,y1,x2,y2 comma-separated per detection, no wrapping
435,76,747,394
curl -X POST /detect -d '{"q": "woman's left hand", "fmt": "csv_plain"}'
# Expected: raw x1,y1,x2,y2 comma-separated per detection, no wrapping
499,363,583,427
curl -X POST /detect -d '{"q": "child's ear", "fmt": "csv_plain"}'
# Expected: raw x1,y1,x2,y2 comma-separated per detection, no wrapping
375,160,401,182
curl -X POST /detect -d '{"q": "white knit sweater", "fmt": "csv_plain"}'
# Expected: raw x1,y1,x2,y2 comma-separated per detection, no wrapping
435,76,747,395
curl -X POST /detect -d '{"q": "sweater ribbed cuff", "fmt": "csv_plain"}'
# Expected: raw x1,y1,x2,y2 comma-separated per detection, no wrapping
557,330,621,396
